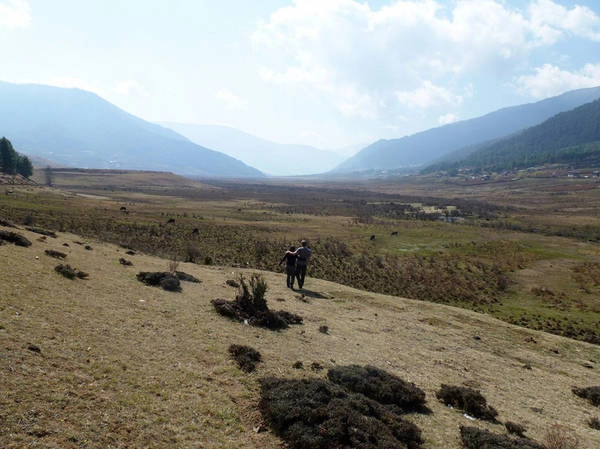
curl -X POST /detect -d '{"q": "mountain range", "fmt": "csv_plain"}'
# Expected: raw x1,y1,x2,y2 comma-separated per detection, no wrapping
2,80,600,178
427,98,600,172
159,122,344,176
334,86,600,173
0,81,262,178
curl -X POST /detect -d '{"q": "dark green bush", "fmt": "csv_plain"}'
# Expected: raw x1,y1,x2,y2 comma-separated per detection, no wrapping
505,421,527,437
136,271,198,291
159,275,181,292
212,274,302,330
228,344,261,372
572,386,600,406
328,365,427,412
259,377,423,449
55,264,88,280
460,426,545,449
45,249,67,259
0,230,31,247
436,384,498,422
26,227,57,238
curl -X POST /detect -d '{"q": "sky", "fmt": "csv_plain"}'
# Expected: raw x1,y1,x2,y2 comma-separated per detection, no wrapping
1,0,600,153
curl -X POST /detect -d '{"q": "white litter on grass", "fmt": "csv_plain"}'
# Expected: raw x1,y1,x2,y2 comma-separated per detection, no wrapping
463,413,476,420
244,319,249,325
139,299,145,302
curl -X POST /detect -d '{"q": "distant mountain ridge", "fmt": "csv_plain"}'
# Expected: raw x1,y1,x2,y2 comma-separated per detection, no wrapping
0,81,263,178
428,98,600,172
160,122,344,176
334,86,600,173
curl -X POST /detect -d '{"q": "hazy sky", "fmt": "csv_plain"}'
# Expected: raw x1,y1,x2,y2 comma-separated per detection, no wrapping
2,0,600,151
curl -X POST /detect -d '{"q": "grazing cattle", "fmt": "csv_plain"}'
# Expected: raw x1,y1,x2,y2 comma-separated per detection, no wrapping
391,231,398,236
120,206,127,211
166,218,175,224
370,235,376,241
192,228,199,235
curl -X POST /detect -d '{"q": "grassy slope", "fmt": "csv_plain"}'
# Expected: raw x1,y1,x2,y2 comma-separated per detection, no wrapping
1,226,599,448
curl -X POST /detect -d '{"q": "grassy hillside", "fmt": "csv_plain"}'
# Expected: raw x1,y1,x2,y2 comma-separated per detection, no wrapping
2,225,600,448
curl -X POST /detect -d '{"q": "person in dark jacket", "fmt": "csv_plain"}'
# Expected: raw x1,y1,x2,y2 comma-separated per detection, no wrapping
294,239,311,289
279,245,298,289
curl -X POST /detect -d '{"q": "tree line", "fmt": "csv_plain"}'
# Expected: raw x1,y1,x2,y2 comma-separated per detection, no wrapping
0,137,33,178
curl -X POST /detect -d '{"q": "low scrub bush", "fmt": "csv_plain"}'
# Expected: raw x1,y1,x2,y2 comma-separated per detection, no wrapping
460,426,545,449
160,276,181,292
45,249,67,259
0,230,31,247
543,423,580,449
26,227,57,238
136,271,200,291
173,271,200,283
55,264,88,280
228,344,261,372
259,377,423,449
588,416,600,430
212,273,302,330
436,384,498,422
505,421,527,437
328,365,427,412
572,386,600,406
0,217,16,227
119,257,133,266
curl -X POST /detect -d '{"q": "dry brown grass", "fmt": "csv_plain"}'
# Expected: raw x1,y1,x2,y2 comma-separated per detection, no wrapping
1,225,600,448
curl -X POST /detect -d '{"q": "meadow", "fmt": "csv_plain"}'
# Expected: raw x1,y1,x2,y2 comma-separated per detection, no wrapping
1,168,600,448
3,168,598,344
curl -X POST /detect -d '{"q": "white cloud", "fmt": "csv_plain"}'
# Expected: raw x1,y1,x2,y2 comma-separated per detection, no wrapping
438,113,459,125
516,63,600,98
396,81,463,109
529,0,600,43
216,88,247,110
253,0,600,124
0,0,30,29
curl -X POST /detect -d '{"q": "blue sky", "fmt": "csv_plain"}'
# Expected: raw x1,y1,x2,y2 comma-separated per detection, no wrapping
1,0,600,152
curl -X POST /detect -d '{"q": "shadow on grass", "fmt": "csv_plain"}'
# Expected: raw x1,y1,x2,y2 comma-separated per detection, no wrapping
297,288,330,299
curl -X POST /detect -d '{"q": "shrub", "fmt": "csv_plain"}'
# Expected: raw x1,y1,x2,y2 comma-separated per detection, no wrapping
228,344,261,372
0,217,16,227
160,275,181,292
436,384,498,422
0,230,31,247
572,386,600,406
55,264,88,280
26,227,57,238
136,271,198,291
119,257,133,266
460,426,545,449
543,423,580,449
174,271,200,283
212,274,302,330
588,416,600,430
505,421,527,437
328,365,427,412
45,249,67,259
259,377,423,449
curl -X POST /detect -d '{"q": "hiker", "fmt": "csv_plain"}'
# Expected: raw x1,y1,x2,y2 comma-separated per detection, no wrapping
295,239,311,289
279,245,298,289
